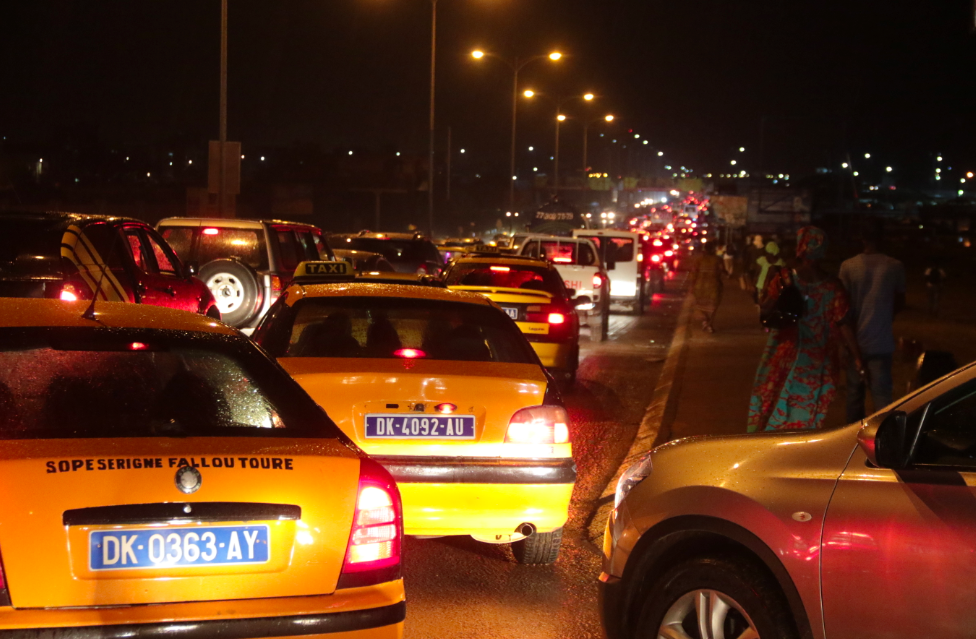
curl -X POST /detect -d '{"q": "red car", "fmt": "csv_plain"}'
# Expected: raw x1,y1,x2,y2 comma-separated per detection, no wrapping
0,211,219,317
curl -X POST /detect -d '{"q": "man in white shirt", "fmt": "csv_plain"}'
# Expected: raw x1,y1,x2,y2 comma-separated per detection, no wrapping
839,228,906,422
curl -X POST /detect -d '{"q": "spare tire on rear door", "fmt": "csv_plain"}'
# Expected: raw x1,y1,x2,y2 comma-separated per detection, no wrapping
199,258,262,328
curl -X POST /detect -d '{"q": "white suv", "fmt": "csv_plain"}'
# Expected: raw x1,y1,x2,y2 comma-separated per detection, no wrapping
516,235,609,342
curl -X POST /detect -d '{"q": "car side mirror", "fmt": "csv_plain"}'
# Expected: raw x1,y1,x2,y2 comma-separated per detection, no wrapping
184,260,199,277
573,295,592,309
858,410,910,469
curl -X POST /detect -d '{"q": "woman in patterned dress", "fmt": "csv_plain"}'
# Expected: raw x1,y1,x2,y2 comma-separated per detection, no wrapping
691,241,724,333
747,227,864,432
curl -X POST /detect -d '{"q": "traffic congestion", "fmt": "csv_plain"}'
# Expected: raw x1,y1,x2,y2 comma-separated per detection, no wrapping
3,2,976,638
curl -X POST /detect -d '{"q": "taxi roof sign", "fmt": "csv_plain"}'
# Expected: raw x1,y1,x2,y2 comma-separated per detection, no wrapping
293,260,354,281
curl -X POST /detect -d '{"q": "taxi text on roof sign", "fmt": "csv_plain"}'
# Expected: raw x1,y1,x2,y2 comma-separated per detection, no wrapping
294,260,354,280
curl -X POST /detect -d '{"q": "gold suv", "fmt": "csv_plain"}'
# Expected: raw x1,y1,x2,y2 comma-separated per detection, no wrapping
602,362,976,639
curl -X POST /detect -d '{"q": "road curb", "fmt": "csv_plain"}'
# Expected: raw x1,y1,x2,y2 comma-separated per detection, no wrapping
587,290,694,542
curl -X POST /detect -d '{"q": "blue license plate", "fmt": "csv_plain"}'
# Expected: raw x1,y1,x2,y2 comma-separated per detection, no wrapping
502,307,519,320
365,414,476,439
89,525,270,571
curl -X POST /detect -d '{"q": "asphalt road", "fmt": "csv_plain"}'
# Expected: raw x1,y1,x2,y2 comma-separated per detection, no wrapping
401,283,686,639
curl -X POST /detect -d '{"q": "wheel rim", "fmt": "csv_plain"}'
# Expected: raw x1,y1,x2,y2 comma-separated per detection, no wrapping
205,273,245,315
658,589,759,639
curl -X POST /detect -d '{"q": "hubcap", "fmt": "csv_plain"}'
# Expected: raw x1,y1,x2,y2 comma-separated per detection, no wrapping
205,273,245,315
658,589,759,639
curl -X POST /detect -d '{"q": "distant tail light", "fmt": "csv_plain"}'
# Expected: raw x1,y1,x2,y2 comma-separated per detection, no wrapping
202,227,220,236
59,282,87,302
592,274,603,289
506,405,570,444
637,253,644,262
665,250,674,257
337,459,402,589
60,289,78,302
394,348,426,359
416,264,429,275
651,254,662,263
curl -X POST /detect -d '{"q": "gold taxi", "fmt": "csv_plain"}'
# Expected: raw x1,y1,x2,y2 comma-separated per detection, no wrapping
0,297,404,637
252,261,576,564
442,254,581,384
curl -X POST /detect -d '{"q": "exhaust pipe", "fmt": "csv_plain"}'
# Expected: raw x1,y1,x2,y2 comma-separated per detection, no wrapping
517,522,536,537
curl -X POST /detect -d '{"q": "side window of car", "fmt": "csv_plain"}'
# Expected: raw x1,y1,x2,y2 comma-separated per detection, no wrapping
275,230,301,273
81,224,127,270
125,229,154,274
296,231,320,261
159,227,195,263
524,241,540,258
311,233,333,260
913,379,976,469
143,230,179,276
578,243,596,266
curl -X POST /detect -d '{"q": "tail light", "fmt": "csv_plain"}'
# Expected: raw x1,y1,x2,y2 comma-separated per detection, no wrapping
637,253,644,262
337,459,402,589
270,275,284,298
58,281,89,302
547,313,566,325
416,264,429,275
0,547,8,606
505,405,570,444
651,254,662,263
592,274,603,289
665,250,674,257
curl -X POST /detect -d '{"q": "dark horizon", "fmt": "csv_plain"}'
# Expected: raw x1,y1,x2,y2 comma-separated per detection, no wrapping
2,0,976,182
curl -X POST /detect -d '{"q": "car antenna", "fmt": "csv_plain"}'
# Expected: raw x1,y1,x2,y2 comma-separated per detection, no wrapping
82,231,122,321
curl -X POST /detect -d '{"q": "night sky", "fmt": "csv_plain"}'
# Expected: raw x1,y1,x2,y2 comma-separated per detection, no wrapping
2,0,975,179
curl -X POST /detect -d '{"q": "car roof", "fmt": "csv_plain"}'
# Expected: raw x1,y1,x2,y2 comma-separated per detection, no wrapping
0,298,237,335
574,228,641,238
156,217,321,231
330,232,427,241
0,210,146,228
448,254,556,270
285,281,495,306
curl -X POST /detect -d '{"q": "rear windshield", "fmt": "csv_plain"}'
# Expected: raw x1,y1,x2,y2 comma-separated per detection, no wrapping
0,216,65,277
336,238,441,264
578,235,635,263
160,226,269,271
444,264,565,297
256,297,536,364
523,240,597,266
0,328,341,440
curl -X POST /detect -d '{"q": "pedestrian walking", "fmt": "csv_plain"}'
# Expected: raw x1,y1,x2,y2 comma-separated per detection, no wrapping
691,241,724,333
747,227,864,432
722,242,736,277
839,225,906,422
754,241,786,304
923,259,947,317
741,235,763,293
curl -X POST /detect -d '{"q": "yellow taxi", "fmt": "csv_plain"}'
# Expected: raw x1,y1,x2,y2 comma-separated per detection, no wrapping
252,261,576,564
441,253,581,384
0,297,404,637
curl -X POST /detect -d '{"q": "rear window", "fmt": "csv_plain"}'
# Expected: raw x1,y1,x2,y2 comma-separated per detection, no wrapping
578,235,635,263
0,216,65,277
257,297,536,364
524,241,597,266
0,328,340,440
160,226,269,271
338,238,440,264
444,264,565,297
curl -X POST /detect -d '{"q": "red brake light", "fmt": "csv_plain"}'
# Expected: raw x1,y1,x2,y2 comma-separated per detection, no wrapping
653,239,663,247
552,257,572,263
394,348,426,359
435,403,457,414
665,250,674,257
60,289,78,302
490,266,511,272
338,460,402,587
129,342,148,351
416,264,428,275
651,254,661,263
59,282,86,302
202,227,220,236
506,405,570,444
548,313,566,325
592,274,602,289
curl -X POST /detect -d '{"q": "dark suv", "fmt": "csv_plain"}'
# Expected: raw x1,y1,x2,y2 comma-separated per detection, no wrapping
328,231,444,276
157,218,334,328
0,211,218,317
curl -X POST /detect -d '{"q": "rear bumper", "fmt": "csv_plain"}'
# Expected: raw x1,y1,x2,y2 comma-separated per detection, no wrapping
529,341,575,370
373,456,576,537
0,584,404,639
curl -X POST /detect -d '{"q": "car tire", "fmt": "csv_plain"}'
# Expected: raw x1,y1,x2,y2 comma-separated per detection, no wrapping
512,527,563,565
199,259,262,328
634,556,798,639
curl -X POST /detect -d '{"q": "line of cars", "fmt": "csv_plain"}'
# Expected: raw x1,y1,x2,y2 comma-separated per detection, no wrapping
0,210,581,637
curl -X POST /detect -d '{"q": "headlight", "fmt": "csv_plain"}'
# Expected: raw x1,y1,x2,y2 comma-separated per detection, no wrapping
614,453,652,509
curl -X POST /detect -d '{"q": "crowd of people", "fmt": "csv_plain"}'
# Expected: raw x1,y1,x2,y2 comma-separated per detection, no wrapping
691,224,910,433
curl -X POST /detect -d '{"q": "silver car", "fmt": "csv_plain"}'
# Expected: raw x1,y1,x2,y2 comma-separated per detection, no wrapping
601,361,976,639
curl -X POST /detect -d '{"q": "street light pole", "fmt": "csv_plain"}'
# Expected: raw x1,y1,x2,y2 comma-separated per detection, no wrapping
554,114,563,193
218,0,228,218
427,0,437,237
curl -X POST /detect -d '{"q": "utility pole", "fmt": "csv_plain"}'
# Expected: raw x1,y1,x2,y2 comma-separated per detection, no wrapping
427,0,437,237
218,0,228,218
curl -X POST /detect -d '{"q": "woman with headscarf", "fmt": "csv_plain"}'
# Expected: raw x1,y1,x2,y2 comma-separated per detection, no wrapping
691,240,723,333
747,227,864,431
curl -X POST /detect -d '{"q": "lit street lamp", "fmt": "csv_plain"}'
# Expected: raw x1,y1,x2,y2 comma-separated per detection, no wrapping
471,49,562,209
582,114,614,179
524,90,596,192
